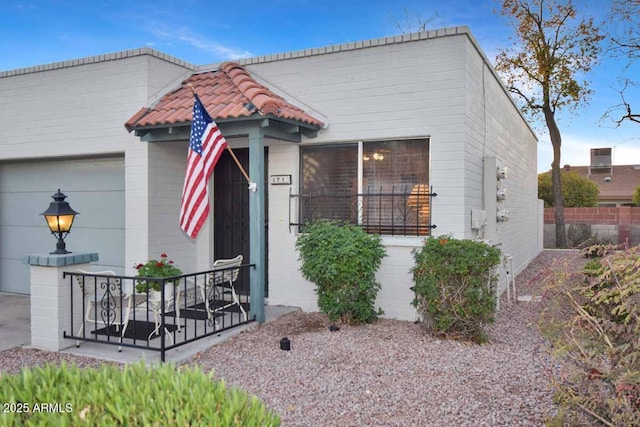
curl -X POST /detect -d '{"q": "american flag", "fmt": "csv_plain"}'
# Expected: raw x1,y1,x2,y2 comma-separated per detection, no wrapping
179,94,227,238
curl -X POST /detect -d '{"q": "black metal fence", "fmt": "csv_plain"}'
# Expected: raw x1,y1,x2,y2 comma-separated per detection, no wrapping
64,264,254,362
290,185,437,236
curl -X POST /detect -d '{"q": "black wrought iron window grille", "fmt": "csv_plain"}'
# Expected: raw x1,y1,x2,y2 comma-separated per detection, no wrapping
290,185,436,236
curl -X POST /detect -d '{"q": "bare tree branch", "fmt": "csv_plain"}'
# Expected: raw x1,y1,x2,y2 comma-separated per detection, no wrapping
508,86,533,104
616,87,640,125
391,8,438,34
608,0,640,125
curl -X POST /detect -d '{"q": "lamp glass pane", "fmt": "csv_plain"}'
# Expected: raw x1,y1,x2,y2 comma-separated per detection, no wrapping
45,214,75,232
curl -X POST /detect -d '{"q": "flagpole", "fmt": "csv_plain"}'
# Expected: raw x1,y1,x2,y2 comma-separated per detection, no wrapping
225,144,253,185
186,84,256,191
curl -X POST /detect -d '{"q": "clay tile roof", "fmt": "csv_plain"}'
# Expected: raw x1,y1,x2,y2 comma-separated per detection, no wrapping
125,62,323,131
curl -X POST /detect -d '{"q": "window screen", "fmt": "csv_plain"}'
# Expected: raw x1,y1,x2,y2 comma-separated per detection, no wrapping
300,144,357,222
300,139,431,235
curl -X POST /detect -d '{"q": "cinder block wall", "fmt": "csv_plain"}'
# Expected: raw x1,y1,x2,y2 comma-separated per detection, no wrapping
544,207,640,247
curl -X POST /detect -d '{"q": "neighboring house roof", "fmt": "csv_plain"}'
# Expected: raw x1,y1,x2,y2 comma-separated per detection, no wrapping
544,165,640,202
125,62,323,131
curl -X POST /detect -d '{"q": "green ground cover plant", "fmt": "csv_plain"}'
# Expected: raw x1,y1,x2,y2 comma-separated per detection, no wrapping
0,362,279,426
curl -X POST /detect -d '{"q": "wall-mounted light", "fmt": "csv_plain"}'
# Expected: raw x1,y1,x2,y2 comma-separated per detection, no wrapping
40,189,79,254
372,152,384,161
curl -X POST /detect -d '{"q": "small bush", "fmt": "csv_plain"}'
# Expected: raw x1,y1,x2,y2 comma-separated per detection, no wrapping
411,236,501,343
296,220,386,324
567,223,593,248
540,247,640,426
581,242,618,258
0,362,280,426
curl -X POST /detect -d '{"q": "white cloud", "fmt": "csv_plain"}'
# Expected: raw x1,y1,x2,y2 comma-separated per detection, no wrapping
537,132,640,172
147,23,252,60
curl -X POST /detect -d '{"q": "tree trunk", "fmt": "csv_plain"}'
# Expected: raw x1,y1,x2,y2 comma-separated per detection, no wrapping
543,106,568,248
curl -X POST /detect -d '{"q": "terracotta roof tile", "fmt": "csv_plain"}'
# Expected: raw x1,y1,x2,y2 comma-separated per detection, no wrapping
125,62,323,131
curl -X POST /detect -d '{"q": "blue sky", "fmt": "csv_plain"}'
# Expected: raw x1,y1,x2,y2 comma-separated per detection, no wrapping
1,0,638,172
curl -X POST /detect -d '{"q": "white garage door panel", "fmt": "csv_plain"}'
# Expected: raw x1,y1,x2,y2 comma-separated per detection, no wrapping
0,157,125,294
67,229,124,269
1,159,124,192
70,190,125,230
0,226,46,261
1,260,28,294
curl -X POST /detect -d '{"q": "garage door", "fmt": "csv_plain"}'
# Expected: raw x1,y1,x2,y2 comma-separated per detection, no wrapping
0,156,125,294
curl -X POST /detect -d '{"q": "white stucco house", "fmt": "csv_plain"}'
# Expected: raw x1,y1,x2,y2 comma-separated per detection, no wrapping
0,26,542,321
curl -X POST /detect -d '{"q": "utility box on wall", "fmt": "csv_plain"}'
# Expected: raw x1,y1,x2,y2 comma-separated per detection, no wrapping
483,157,509,244
471,208,487,230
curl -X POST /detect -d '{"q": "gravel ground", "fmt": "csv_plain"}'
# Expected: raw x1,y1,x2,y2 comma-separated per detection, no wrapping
0,250,587,426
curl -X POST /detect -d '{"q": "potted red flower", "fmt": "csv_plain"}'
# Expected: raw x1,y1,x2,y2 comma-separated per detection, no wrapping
134,253,182,296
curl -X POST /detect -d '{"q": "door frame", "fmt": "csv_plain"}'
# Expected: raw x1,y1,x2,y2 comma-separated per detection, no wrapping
213,148,268,296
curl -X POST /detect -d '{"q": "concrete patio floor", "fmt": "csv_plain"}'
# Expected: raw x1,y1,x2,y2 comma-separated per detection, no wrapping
0,292,299,365
0,292,31,352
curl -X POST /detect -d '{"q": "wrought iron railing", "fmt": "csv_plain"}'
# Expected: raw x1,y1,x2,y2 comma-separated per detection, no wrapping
290,185,437,236
64,264,254,362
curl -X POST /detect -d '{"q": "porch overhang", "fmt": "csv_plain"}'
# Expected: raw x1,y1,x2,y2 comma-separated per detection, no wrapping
129,115,320,143
124,61,325,141
123,62,326,324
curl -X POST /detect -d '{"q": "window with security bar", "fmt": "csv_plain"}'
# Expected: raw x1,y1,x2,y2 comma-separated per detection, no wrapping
295,138,434,236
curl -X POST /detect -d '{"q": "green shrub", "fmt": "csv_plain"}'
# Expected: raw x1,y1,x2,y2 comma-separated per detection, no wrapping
538,171,599,208
582,259,603,277
633,184,640,206
296,220,386,324
0,362,279,426
411,236,501,343
540,247,640,426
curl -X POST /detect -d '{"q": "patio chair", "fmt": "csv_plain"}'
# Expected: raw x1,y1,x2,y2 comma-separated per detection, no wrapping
146,284,183,344
201,255,247,324
74,270,135,351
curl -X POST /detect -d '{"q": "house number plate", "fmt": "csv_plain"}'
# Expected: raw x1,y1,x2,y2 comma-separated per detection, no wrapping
270,175,292,185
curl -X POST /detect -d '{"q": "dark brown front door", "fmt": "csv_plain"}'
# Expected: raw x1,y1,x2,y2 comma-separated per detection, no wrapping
213,148,268,295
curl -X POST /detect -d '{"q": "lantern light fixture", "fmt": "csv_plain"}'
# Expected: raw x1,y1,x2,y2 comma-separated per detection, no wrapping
40,189,79,254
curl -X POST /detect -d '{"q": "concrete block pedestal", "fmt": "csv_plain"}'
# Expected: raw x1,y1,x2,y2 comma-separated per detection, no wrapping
23,252,98,351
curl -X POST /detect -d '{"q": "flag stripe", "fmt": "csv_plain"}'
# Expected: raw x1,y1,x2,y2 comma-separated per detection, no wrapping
180,148,206,223
179,152,204,225
179,95,228,238
181,144,213,234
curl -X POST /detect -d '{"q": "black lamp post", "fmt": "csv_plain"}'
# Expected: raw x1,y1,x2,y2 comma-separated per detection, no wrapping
40,189,79,254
